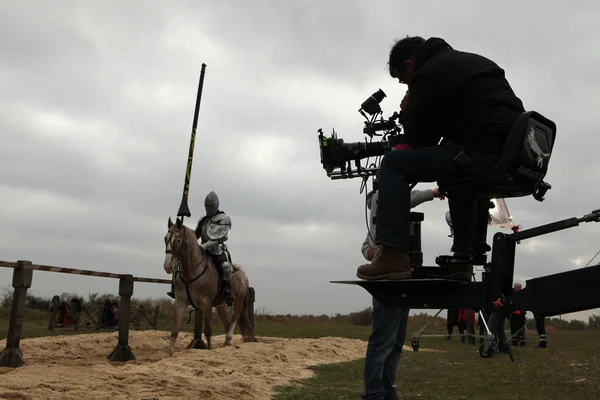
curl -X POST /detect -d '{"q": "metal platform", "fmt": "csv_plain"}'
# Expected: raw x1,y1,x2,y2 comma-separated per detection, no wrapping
332,279,484,310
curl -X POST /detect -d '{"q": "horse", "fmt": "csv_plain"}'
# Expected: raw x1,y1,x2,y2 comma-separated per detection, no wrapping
163,216,257,355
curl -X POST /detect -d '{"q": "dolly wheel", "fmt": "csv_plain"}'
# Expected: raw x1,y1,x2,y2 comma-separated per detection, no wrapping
411,337,419,352
479,344,494,358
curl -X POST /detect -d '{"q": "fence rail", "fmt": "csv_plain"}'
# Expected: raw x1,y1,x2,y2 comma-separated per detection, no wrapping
0,260,171,284
0,259,255,368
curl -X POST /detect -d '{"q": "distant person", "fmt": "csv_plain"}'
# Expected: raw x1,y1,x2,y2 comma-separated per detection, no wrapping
360,159,445,400
446,308,462,340
112,301,120,323
482,263,510,353
457,308,476,344
534,314,547,348
101,299,117,328
510,283,527,346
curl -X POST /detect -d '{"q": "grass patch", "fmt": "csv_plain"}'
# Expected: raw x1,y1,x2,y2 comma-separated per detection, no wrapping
2,306,600,399
273,330,600,399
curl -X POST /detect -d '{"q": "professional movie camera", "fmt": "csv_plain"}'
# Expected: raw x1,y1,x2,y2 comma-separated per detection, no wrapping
317,89,408,180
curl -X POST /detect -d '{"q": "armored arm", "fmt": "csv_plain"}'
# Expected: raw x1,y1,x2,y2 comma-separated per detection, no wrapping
206,213,232,244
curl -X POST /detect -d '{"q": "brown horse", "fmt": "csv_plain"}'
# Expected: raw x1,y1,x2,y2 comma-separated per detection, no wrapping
163,216,257,355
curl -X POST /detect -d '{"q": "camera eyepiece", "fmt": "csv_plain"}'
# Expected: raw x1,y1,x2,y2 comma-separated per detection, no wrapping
359,89,386,116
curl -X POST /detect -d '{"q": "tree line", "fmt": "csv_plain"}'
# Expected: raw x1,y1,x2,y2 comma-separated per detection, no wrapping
1,288,599,330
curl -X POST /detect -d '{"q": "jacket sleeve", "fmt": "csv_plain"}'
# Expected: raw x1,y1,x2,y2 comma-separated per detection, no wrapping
410,189,435,208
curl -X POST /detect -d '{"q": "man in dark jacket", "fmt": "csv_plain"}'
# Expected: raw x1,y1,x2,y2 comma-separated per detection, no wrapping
510,283,527,346
357,36,525,282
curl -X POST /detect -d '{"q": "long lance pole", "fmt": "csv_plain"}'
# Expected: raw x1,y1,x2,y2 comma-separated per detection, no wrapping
177,63,207,222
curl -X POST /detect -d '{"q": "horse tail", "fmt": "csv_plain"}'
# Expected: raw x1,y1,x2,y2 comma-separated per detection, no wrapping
237,289,257,342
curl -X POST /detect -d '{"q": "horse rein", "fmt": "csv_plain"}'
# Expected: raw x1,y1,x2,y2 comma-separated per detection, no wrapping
165,229,210,310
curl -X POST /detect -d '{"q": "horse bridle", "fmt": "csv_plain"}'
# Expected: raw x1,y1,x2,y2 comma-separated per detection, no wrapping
164,228,210,310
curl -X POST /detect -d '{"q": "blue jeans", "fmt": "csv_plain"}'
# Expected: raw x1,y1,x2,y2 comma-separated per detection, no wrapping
376,145,497,252
362,298,410,400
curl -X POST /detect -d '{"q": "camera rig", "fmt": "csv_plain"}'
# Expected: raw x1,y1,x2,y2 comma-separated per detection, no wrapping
318,89,408,180
321,91,600,362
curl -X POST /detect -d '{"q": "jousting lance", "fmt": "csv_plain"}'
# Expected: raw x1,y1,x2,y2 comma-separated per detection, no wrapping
177,63,207,222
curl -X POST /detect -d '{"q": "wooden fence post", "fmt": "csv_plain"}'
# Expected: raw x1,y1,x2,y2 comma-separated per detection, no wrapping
0,260,34,368
107,275,135,362
187,310,207,349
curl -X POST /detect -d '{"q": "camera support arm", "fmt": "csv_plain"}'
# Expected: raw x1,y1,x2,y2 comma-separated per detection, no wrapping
332,208,600,318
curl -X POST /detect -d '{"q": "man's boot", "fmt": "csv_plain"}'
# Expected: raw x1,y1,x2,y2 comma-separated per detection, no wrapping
356,246,411,280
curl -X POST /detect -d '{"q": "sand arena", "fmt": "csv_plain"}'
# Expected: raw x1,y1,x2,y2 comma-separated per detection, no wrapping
0,330,444,399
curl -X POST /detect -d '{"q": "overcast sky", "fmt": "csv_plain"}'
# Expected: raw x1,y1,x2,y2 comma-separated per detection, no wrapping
1,1,599,323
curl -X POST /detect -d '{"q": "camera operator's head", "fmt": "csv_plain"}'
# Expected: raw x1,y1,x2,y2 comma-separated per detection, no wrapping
388,36,426,85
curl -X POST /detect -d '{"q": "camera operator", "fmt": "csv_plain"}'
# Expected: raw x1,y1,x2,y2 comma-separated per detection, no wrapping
357,36,525,282
360,172,444,400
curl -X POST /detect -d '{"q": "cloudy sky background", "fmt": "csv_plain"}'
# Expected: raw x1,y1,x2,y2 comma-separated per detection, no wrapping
1,1,599,322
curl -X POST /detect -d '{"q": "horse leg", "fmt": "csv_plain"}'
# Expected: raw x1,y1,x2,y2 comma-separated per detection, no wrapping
167,300,186,356
202,304,213,350
215,303,231,334
224,289,247,345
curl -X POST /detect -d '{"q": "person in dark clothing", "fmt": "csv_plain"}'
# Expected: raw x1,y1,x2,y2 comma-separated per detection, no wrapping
357,36,525,282
481,263,510,352
446,308,462,339
510,283,527,346
100,299,117,328
535,314,547,348
458,309,476,344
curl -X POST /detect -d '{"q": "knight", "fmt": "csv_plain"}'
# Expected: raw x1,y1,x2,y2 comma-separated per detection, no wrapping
166,191,235,307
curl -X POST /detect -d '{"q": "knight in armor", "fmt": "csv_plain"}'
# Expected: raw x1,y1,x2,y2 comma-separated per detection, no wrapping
166,191,235,307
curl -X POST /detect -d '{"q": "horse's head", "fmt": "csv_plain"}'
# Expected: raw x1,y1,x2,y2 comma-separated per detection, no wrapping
164,216,187,274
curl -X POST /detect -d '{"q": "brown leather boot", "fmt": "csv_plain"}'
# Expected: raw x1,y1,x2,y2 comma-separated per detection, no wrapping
356,246,411,280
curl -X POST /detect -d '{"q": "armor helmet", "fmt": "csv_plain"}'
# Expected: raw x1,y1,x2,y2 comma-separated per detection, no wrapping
204,191,219,216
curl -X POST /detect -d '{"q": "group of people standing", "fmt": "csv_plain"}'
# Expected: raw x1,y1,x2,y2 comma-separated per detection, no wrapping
446,299,548,349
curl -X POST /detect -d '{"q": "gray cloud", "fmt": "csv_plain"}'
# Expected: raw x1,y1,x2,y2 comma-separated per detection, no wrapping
1,1,599,323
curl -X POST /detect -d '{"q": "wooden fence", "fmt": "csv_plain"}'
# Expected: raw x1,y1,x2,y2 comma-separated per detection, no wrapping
0,260,255,368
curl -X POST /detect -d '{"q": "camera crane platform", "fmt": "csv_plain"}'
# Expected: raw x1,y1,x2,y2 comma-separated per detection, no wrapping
332,209,600,315
319,89,600,360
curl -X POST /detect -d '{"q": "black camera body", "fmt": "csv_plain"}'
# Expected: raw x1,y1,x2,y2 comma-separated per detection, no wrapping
317,89,407,180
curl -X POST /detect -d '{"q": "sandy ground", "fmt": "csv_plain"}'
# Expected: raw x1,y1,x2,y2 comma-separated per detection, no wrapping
0,331,443,400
